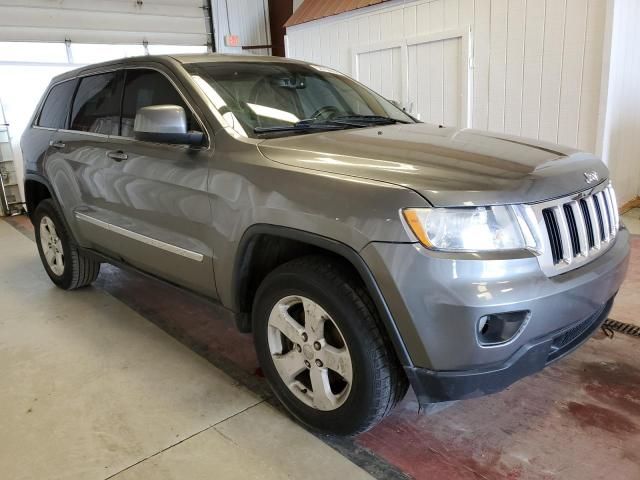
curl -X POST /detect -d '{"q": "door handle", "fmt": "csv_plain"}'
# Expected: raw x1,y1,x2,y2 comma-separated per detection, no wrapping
107,150,128,162
50,140,66,149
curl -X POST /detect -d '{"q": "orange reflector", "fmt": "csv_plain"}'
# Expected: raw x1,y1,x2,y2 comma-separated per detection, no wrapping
402,209,433,247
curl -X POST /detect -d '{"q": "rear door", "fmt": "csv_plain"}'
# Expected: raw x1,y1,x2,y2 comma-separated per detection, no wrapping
44,69,124,248
23,78,77,193
85,66,216,297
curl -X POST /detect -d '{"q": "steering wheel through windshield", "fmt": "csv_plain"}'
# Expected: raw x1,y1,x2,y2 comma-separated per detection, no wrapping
310,105,341,121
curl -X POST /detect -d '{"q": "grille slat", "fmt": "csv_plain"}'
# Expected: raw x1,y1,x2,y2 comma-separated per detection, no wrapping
607,185,620,231
563,204,581,257
579,199,595,249
571,200,589,256
592,194,606,241
586,196,602,249
602,189,615,236
597,192,610,241
543,209,563,264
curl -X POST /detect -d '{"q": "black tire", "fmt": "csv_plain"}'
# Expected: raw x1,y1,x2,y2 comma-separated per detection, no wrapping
33,199,101,290
252,255,408,435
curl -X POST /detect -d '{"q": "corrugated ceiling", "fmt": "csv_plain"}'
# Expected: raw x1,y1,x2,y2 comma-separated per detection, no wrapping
285,0,390,27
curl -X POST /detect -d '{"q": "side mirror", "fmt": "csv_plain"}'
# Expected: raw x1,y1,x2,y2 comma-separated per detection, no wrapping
133,105,204,145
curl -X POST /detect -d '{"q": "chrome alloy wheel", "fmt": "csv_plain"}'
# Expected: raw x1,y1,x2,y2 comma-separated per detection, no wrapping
267,295,353,411
39,215,65,276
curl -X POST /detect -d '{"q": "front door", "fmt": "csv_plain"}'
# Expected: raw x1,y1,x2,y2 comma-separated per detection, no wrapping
68,67,216,297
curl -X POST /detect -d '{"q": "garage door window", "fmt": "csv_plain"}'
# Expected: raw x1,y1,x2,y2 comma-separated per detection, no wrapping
120,69,200,138
37,80,76,129
70,72,124,135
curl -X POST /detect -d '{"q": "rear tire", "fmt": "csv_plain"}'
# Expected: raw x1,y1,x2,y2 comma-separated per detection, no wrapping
253,255,408,435
33,199,100,290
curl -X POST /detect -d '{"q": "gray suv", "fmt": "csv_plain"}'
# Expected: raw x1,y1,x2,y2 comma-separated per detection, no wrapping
21,54,630,435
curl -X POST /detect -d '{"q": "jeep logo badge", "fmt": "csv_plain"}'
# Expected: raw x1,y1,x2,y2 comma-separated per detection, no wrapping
584,171,599,184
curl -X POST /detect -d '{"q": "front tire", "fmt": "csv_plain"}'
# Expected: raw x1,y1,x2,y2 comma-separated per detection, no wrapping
253,255,408,435
33,199,101,290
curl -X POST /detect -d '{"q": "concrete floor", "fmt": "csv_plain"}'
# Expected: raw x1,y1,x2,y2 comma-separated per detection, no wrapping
2,213,640,480
0,219,373,480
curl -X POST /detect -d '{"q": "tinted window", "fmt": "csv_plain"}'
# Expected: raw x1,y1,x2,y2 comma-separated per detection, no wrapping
70,72,123,135
121,69,200,138
37,80,76,129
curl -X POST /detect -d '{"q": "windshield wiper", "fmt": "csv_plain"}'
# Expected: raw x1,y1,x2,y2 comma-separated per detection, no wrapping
253,115,409,134
254,120,353,134
331,115,410,125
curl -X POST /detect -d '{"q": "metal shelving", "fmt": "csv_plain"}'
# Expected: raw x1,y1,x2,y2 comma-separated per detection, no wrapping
0,100,24,216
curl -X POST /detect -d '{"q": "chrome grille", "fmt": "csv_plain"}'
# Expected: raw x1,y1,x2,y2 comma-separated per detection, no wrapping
531,183,619,277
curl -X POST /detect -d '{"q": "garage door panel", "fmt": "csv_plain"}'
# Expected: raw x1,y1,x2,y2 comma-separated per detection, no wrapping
0,27,207,46
0,0,207,44
1,0,205,18
1,7,205,35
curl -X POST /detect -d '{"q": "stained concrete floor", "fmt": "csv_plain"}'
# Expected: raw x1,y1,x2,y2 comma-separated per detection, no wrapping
615,208,640,327
2,214,640,480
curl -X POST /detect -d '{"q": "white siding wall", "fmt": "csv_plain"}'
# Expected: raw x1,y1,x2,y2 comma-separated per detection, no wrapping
286,0,607,154
598,0,640,204
212,0,271,55
0,0,209,45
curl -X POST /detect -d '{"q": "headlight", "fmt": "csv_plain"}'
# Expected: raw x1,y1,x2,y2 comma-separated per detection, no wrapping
402,206,537,252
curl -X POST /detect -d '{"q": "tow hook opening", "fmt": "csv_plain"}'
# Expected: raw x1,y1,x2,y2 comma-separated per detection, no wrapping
477,311,530,345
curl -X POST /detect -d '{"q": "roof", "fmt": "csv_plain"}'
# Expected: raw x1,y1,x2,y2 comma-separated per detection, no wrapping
285,0,390,27
169,53,302,64
49,53,307,83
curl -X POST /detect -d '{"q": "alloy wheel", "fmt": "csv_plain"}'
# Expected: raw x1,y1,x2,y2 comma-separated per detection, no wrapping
39,215,65,276
267,295,353,411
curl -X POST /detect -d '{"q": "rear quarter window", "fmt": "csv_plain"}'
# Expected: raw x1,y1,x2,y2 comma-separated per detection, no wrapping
37,80,76,129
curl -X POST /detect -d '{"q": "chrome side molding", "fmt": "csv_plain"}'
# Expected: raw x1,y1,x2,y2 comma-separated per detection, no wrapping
75,211,204,262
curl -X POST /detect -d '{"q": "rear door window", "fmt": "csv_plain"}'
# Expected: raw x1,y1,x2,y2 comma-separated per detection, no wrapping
37,80,76,129
70,71,123,135
120,69,201,138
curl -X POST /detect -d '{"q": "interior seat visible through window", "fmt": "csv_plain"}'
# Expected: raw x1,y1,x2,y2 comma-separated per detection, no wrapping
70,71,123,135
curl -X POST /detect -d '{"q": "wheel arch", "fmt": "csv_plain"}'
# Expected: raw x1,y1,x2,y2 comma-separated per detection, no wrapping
24,174,78,243
24,174,53,218
232,224,413,367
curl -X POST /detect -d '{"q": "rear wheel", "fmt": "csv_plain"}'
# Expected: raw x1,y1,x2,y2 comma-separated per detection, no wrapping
253,255,408,435
33,199,101,289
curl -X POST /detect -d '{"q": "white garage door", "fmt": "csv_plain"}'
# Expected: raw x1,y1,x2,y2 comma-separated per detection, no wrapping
0,0,208,45
353,28,470,128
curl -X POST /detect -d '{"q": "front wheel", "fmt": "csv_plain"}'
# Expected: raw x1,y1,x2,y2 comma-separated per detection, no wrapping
253,255,408,435
33,199,101,290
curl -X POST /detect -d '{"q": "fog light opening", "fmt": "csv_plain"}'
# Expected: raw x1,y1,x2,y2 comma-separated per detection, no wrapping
477,311,529,345
478,317,490,335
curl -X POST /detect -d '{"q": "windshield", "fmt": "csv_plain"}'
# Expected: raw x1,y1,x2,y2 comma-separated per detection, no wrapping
187,61,416,138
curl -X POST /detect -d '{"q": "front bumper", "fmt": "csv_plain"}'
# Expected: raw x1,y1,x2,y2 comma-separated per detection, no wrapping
405,296,613,403
360,227,630,402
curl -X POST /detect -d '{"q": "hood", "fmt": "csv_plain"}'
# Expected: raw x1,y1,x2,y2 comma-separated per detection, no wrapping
257,123,609,206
